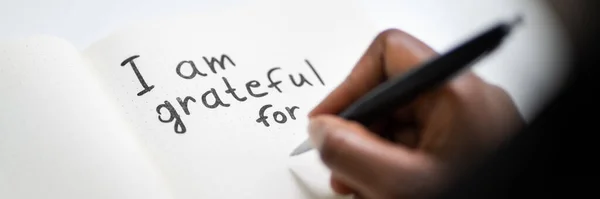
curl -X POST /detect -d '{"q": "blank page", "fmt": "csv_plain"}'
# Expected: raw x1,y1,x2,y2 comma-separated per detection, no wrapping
83,0,378,198
0,36,174,199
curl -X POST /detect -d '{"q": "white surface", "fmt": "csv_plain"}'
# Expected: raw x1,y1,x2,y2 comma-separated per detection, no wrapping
0,0,571,120
0,35,174,199
0,1,570,198
0,1,375,198
80,0,375,198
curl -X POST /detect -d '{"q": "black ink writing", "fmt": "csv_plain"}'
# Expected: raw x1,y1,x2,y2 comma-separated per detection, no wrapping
256,104,273,127
202,88,231,108
285,106,299,120
204,54,236,74
222,77,247,102
177,96,196,115
176,60,207,79
256,104,300,127
305,59,325,86
273,111,287,123
267,67,282,93
134,55,328,133
156,100,186,134
245,80,268,98
121,55,155,96
175,54,235,80
289,73,313,87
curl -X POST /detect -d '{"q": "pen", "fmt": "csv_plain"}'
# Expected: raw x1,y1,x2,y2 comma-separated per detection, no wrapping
290,15,523,156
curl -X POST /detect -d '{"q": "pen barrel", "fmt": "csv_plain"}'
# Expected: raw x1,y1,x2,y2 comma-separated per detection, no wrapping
291,17,521,156
339,20,516,136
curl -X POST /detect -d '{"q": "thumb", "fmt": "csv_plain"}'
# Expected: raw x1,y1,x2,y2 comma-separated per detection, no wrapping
308,115,438,197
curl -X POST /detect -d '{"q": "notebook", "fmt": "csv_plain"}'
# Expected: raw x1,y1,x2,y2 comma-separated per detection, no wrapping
0,0,379,198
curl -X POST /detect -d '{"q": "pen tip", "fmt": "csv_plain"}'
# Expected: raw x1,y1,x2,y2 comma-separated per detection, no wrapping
289,148,305,156
289,139,314,157
511,14,524,26
289,148,300,157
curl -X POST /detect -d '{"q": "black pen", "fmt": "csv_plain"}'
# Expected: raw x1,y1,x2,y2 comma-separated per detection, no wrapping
290,15,523,156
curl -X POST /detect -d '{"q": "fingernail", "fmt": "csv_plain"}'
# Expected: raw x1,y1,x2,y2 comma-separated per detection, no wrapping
308,118,328,150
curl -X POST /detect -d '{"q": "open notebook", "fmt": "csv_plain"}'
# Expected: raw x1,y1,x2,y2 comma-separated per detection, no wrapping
0,0,379,198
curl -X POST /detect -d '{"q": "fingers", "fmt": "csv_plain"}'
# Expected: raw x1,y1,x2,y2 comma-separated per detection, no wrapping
309,29,438,117
330,174,354,195
308,115,434,197
305,28,445,198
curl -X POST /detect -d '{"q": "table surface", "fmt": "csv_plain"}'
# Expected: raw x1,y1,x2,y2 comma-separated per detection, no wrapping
0,0,571,121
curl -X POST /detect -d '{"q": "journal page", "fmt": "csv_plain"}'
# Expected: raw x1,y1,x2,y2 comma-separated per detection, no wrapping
0,36,174,199
83,0,378,198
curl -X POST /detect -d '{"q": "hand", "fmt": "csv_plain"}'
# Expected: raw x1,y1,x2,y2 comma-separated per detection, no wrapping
307,29,525,199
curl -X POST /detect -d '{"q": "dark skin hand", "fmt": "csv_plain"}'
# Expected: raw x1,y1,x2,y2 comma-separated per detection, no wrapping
307,29,525,199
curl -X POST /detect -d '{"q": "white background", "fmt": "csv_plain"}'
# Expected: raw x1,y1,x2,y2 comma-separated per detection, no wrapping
0,0,570,120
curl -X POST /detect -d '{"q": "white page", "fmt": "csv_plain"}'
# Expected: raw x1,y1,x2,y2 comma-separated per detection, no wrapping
82,0,378,198
0,36,174,198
